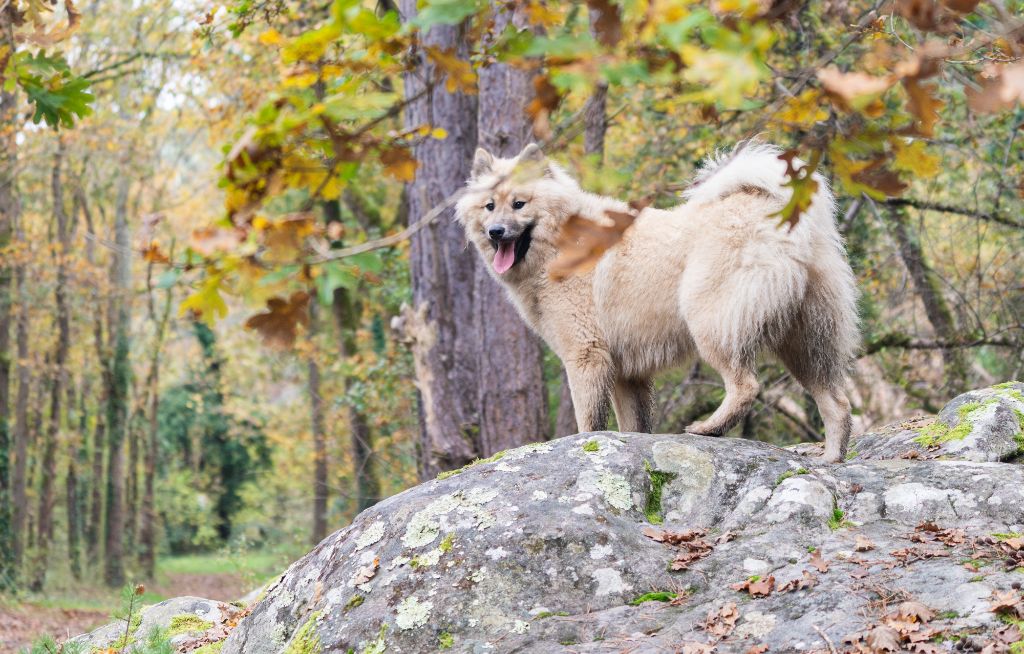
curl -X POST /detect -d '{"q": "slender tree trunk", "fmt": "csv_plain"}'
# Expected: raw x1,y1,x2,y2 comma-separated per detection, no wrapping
473,3,548,454
80,189,107,568
31,143,71,591
11,259,29,573
104,174,132,588
400,1,481,479
0,42,18,589
321,200,380,514
885,207,968,395
125,406,139,555
0,67,15,591
308,302,328,544
139,260,172,579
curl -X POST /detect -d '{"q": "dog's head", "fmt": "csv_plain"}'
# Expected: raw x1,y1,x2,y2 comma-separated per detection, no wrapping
455,143,578,282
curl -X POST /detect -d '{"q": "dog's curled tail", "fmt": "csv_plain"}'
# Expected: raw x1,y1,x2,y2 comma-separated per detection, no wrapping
681,142,836,228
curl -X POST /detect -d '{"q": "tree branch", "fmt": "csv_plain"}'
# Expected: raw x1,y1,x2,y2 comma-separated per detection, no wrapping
883,198,1024,230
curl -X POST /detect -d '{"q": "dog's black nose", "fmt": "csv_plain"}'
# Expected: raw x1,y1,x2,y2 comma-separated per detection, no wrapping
488,225,507,241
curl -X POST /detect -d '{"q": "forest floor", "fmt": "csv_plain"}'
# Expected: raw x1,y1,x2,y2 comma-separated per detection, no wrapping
0,551,290,653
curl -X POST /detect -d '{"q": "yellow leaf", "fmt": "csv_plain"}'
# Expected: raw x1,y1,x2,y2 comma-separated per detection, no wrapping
775,90,828,125
258,28,283,46
892,139,940,179
380,146,418,182
180,276,228,326
430,127,448,140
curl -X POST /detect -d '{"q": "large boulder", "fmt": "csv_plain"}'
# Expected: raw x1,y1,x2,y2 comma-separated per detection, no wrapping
218,383,1024,654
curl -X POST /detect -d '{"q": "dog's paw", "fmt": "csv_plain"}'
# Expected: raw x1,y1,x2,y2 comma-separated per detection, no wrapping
817,452,844,464
684,421,721,436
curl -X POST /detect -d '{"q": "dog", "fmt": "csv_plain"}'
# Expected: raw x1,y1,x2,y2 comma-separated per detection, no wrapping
455,142,859,462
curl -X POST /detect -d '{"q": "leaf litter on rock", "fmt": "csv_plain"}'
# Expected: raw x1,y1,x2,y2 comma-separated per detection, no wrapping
642,526,715,571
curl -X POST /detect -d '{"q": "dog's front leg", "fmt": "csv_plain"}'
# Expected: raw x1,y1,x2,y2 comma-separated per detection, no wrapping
611,377,654,432
565,358,613,432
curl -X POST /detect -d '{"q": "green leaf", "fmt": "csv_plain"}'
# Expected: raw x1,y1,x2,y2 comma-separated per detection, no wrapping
15,51,94,129
155,269,181,289
410,0,482,28
316,262,359,305
348,251,383,273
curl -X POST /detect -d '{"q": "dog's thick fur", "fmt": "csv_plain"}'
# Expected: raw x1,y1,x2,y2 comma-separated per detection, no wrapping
456,142,859,462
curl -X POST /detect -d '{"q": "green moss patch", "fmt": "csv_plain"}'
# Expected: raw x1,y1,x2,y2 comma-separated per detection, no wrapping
194,642,225,654
775,467,809,486
284,610,322,654
583,440,600,452
436,451,507,480
344,595,364,610
628,591,677,605
913,400,991,447
439,533,455,553
644,461,677,525
438,631,454,650
828,507,850,531
168,614,214,637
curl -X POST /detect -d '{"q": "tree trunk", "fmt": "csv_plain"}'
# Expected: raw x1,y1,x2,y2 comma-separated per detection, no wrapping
0,63,15,591
11,257,29,573
400,1,482,479
139,260,172,579
308,301,328,544
321,199,380,515
473,4,548,454
31,143,71,591
104,173,132,588
80,188,107,569
885,207,968,395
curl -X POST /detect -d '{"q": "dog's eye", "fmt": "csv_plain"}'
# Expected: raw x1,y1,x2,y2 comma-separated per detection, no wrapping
512,200,526,210
485,201,495,211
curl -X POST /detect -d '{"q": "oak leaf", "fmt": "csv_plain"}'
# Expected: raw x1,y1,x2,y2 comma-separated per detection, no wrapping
549,209,636,281
245,292,311,348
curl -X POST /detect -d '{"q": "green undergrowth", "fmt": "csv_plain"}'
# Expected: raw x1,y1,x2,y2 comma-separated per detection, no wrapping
438,631,454,649
828,507,851,530
643,461,677,525
436,450,507,480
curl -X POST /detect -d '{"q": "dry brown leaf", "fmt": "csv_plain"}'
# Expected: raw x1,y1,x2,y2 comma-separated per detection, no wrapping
704,602,739,637
896,601,935,623
526,74,563,141
854,535,876,552
681,642,715,654
731,575,775,597
809,549,829,573
778,570,817,592
22,0,82,45
967,62,1024,114
903,78,944,137
851,157,908,197
744,646,769,654
549,209,636,281
817,66,893,110
380,145,419,182
990,590,1024,617
190,227,243,257
244,292,311,348
351,557,379,586
585,0,622,46
864,624,902,652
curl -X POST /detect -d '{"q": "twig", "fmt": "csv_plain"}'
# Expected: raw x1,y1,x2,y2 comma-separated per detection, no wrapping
813,624,838,654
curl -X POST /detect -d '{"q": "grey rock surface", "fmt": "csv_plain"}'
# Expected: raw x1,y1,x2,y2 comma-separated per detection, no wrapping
70,596,236,651
217,384,1024,654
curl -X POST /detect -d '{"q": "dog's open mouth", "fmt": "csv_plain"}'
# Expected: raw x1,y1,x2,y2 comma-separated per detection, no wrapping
491,225,533,274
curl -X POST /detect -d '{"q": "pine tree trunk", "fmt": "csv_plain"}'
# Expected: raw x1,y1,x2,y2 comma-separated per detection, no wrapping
400,1,482,479
473,4,548,454
104,174,132,588
308,302,328,544
31,143,71,591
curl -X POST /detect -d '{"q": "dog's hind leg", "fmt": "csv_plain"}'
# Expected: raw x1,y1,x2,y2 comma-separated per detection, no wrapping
611,377,654,432
684,356,759,436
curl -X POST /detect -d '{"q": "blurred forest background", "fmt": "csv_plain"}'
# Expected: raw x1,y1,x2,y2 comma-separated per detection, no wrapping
1,0,1022,648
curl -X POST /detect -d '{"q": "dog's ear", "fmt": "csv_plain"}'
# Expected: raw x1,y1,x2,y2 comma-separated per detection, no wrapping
471,148,494,179
518,143,544,163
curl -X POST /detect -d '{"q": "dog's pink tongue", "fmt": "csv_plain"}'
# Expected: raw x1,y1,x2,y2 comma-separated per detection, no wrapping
493,241,516,274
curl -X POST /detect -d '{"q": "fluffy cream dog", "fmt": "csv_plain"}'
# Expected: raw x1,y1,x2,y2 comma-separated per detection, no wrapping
455,142,859,462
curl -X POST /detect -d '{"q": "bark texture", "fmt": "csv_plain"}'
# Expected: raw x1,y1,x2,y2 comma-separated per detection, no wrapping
400,1,482,479
0,49,14,591
472,3,549,455
309,301,328,545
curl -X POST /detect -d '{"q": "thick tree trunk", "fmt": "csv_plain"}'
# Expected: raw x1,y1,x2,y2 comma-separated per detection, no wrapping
104,174,132,588
32,143,71,591
400,1,481,479
308,302,328,545
885,207,968,395
472,4,549,454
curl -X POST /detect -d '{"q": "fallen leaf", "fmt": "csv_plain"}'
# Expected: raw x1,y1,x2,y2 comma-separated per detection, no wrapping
351,557,379,586
896,601,935,623
704,602,739,637
549,209,636,281
744,646,769,654
731,575,775,597
865,624,902,652
778,570,817,592
809,549,829,573
855,535,876,552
